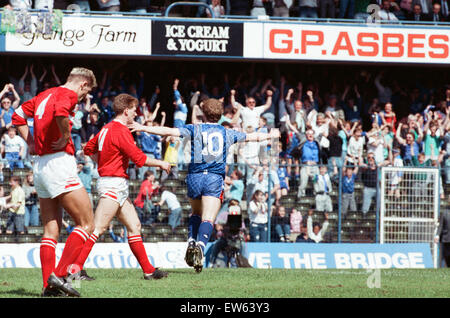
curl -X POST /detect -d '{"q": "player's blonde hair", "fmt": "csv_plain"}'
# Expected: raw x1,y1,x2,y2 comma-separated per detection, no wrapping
202,98,223,123
67,67,97,88
113,93,138,115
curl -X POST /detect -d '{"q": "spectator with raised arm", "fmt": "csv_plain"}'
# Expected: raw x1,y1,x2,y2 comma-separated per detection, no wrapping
396,122,423,165
422,109,448,161
306,209,329,243
346,126,365,166
0,84,20,134
18,64,37,101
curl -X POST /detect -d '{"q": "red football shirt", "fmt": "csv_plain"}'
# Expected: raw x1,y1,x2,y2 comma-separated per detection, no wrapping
84,120,147,178
12,86,78,156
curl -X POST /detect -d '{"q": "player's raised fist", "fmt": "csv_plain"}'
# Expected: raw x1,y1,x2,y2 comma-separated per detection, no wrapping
266,90,273,97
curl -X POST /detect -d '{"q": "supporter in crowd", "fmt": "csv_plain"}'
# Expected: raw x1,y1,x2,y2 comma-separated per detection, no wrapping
19,65,37,102
375,0,400,21
272,205,291,242
396,122,423,166
276,158,290,204
224,169,245,203
0,84,20,133
313,165,335,213
341,159,359,218
360,152,380,215
407,3,428,21
77,158,93,205
207,0,225,18
296,129,321,199
134,171,159,225
346,127,365,166
5,176,26,235
248,190,269,242
1,126,25,170
289,207,302,241
155,186,182,231
82,111,102,142
426,2,446,21
295,222,316,243
22,172,39,228
306,209,329,243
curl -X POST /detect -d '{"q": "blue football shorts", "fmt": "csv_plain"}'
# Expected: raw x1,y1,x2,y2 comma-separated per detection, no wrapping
186,172,224,201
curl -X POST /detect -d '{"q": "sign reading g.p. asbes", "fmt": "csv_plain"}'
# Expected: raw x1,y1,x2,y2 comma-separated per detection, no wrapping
244,22,450,64
152,20,243,57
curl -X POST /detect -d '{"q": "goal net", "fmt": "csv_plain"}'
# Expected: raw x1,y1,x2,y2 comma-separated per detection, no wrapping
380,166,440,268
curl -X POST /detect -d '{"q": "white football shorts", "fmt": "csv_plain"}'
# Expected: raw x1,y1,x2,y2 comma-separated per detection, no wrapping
33,152,83,199
96,177,129,207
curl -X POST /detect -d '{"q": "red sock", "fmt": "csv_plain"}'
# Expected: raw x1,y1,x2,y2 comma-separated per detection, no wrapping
128,235,155,274
71,232,99,273
54,227,89,277
40,238,57,288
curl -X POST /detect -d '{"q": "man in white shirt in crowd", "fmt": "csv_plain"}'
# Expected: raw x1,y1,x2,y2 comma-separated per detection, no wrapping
236,90,273,131
155,186,182,231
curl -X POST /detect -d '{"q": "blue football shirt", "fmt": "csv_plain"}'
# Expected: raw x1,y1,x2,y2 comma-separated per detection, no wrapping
178,123,246,177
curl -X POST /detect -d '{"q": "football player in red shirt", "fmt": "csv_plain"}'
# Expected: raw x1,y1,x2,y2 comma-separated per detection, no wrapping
12,67,97,297
71,93,170,280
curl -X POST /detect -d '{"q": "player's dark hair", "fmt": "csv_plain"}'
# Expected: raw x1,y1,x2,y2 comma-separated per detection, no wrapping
113,93,138,115
202,98,223,123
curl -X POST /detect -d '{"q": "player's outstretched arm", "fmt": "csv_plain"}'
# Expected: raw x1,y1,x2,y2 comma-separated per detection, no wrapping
129,121,180,137
245,128,280,142
145,157,171,174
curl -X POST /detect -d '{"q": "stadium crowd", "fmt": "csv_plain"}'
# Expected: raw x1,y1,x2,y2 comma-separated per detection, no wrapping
0,57,449,244
1,0,450,22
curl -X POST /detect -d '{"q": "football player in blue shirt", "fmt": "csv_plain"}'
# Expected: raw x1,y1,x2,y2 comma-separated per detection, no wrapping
129,98,279,272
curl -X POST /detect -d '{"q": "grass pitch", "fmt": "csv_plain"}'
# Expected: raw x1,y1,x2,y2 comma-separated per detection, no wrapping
0,268,448,298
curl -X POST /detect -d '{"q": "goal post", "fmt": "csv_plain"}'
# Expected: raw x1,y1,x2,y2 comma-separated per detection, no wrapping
380,166,440,268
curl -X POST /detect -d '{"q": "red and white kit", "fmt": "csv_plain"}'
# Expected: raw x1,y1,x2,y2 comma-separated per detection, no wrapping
84,120,147,206
12,86,82,198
